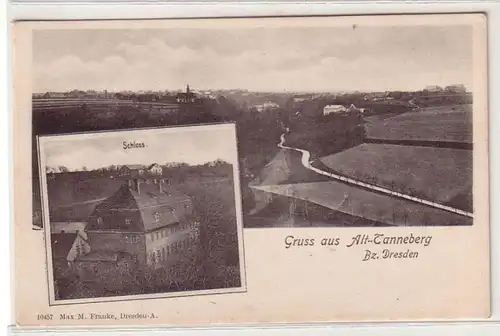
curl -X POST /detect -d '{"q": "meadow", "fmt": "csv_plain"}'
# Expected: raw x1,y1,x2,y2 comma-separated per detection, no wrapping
320,143,472,212
253,181,472,226
365,104,473,143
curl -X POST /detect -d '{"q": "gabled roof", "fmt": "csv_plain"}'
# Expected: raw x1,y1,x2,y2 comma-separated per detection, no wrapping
122,164,146,170
86,182,192,233
176,92,196,97
51,233,77,260
324,104,346,108
147,163,161,170
50,201,101,222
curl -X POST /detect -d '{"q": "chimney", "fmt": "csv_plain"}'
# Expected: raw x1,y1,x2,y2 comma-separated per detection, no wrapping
128,178,143,194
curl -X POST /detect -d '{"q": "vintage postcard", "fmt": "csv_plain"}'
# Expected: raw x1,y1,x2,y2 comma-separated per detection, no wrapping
37,124,246,306
13,14,489,326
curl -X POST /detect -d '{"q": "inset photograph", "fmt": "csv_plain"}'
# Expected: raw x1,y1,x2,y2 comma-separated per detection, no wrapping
38,124,245,305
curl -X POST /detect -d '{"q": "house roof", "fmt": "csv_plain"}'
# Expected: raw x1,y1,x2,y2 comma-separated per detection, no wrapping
50,201,102,222
147,163,161,170
86,182,193,233
324,105,347,112
51,233,77,260
122,164,146,170
176,92,196,98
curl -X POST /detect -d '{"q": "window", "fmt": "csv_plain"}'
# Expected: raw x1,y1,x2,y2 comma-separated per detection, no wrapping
96,217,103,226
131,236,139,244
76,244,81,257
150,252,156,264
154,212,160,222
125,217,131,226
162,247,166,260
156,232,160,240
93,266,99,274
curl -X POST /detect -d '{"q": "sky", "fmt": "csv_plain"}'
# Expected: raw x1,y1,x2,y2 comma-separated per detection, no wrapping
40,125,237,171
33,25,473,93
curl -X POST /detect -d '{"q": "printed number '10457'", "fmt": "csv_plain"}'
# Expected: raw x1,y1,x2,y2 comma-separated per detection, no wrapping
37,314,53,320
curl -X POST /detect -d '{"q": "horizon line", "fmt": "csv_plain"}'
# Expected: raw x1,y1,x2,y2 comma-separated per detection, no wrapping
46,158,231,172
33,84,469,96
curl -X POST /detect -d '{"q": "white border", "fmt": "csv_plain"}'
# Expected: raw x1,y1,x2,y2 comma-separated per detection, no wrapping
4,0,500,334
37,123,247,306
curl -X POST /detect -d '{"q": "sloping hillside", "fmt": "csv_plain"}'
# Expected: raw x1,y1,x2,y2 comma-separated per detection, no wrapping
248,148,328,215
252,181,472,226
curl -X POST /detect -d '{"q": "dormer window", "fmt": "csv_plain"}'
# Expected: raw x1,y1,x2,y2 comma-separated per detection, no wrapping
154,212,160,222
125,218,132,226
96,217,103,226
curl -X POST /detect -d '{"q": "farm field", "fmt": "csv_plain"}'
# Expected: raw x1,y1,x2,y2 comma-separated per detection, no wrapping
250,148,329,187
244,192,388,228
365,104,472,143
320,143,472,211
252,181,472,226
247,148,329,215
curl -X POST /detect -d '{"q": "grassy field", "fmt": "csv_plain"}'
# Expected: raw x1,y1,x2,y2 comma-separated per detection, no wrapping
244,192,388,228
320,143,472,212
286,115,365,159
251,148,329,186
247,148,330,216
365,104,473,143
253,181,472,226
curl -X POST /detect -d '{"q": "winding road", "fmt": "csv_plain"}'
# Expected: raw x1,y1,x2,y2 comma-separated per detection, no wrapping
277,129,473,218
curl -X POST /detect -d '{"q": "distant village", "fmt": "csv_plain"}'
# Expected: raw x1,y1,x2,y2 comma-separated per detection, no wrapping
33,83,470,119
46,158,229,174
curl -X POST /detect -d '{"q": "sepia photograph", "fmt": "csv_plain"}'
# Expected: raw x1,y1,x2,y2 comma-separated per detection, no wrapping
13,15,489,326
38,124,246,305
30,22,474,229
